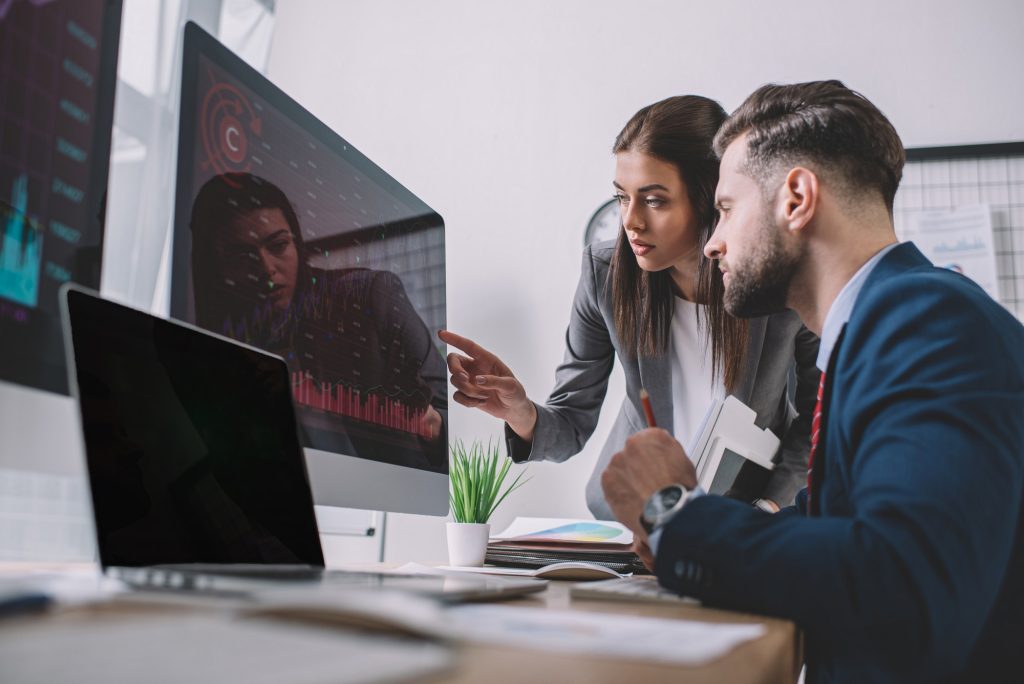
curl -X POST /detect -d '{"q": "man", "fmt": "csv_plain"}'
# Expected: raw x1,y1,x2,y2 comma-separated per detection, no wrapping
601,80,1024,683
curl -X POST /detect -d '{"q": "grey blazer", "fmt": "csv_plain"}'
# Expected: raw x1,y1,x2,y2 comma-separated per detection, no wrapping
506,241,820,520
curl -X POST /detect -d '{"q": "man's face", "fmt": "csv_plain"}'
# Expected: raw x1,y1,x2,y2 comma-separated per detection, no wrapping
705,135,802,318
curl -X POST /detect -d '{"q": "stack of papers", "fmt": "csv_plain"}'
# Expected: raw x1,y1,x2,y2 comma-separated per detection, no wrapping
486,518,646,574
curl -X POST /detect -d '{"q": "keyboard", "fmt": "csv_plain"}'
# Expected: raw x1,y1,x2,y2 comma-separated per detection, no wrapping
569,577,700,605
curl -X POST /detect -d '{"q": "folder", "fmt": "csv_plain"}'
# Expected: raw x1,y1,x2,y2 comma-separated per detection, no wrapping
485,518,647,574
689,396,780,497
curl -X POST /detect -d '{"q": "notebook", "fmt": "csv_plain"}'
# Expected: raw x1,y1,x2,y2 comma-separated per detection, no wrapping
60,286,544,603
485,517,646,574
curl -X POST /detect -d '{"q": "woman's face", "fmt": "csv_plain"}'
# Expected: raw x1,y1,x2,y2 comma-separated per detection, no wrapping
613,149,702,276
214,208,300,313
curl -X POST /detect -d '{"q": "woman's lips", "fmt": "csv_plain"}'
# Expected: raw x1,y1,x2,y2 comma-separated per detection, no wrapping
631,241,653,257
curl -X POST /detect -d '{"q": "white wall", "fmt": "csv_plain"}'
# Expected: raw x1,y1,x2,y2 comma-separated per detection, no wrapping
267,0,1024,561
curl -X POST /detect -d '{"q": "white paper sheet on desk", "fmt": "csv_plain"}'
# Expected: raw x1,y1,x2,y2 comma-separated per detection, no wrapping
391,561,628,580
445,604,765,665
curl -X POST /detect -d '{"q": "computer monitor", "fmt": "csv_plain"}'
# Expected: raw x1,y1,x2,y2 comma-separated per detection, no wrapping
0,0,121,395
170,22,449,516
0,0,123,559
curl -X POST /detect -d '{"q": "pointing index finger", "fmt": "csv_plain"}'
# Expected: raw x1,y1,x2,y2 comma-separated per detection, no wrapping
438,329,492,360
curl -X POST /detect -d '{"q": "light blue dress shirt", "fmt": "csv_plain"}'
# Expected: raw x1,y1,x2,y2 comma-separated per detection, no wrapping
816,242,900,372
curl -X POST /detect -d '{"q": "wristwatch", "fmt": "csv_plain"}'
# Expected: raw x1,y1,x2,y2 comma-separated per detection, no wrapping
640,484,691,534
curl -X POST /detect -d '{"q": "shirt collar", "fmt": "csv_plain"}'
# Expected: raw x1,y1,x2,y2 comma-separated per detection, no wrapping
816,242,900,371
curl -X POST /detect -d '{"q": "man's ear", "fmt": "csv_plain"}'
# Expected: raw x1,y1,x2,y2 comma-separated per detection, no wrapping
777,167,819,234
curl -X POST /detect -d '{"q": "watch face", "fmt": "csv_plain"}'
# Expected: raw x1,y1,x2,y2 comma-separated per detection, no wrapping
660,486,683,509
643,485,684,529
584,198,621,246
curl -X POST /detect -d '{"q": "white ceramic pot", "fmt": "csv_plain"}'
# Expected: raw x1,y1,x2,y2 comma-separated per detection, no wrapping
446,521,491,567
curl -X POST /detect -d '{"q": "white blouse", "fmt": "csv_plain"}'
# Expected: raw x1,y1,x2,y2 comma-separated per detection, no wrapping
670,297,725,458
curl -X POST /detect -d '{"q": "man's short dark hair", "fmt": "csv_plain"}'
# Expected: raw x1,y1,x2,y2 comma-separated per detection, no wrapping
714,80,905,212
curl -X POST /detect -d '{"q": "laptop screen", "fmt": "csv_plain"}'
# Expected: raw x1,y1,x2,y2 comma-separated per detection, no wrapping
64,288,324,568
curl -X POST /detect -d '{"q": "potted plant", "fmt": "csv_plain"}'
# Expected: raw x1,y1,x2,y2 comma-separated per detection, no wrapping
447,438,528,566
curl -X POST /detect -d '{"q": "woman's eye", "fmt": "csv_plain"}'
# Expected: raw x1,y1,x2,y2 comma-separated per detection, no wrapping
267,240,291,255
644,197,665,208
613,193,628,204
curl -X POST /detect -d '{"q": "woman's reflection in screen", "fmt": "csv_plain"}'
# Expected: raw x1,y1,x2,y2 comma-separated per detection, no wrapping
188,172,446,468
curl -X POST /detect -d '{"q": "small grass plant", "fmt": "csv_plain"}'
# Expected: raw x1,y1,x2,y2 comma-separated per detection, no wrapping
449,438,528,524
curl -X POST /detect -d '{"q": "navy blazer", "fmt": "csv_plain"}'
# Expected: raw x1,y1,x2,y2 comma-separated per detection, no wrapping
653,243,1024,683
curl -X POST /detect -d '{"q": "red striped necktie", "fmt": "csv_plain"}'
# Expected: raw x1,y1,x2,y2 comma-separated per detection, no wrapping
806,370,826,514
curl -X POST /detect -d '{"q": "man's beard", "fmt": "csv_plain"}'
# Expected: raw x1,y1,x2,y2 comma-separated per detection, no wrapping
723,212,801,319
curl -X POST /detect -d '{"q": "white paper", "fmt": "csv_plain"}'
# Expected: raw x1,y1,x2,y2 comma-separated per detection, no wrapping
439,562,628,580
491,517,633,545
902,205,1000,299
445,604,765,665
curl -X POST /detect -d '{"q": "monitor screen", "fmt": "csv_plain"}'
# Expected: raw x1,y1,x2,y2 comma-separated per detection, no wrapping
64,287,324,568
170,23,449,504
0,0,121,395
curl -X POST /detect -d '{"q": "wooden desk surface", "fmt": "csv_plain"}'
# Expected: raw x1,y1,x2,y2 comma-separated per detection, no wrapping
0,564,801,684
441,579,801,684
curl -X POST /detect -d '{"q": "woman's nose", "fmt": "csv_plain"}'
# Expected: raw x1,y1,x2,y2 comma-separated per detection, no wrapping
256,248,277,276
621,201,643,232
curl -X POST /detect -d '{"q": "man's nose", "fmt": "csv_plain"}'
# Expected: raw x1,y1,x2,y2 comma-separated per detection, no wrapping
704,227,725,260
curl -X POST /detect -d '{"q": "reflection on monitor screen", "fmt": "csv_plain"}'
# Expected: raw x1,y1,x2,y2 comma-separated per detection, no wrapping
171,23,449,514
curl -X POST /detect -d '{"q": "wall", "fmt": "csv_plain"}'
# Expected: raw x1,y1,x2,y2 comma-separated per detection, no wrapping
264,0,1024,562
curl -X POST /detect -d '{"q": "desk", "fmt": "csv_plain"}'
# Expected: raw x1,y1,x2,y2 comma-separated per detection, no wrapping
1,563,801,684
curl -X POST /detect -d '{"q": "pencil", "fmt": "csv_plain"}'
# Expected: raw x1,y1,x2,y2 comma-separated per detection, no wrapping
639,388,657,428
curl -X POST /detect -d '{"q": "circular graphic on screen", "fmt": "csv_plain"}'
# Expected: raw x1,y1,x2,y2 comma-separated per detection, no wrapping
200,80,262,183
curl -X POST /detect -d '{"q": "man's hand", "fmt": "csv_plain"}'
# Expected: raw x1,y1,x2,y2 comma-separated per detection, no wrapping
601,428,698,547
633,537,655,572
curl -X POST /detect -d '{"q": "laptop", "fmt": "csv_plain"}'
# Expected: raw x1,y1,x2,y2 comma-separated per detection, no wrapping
60,286,543,602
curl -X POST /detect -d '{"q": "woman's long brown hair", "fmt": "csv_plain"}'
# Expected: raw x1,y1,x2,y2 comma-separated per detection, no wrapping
609,96,748,391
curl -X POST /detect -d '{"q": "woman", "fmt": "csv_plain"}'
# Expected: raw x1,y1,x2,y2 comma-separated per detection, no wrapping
189,172,447,465
441,96,819,519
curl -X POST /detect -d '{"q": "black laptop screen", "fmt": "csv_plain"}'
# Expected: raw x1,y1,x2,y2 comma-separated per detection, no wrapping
66,288,324,568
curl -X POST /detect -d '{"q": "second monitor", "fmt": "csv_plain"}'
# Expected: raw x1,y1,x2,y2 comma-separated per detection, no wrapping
170,23,448,515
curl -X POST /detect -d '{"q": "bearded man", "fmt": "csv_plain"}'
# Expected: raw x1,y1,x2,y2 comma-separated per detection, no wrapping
601,80,1024,684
